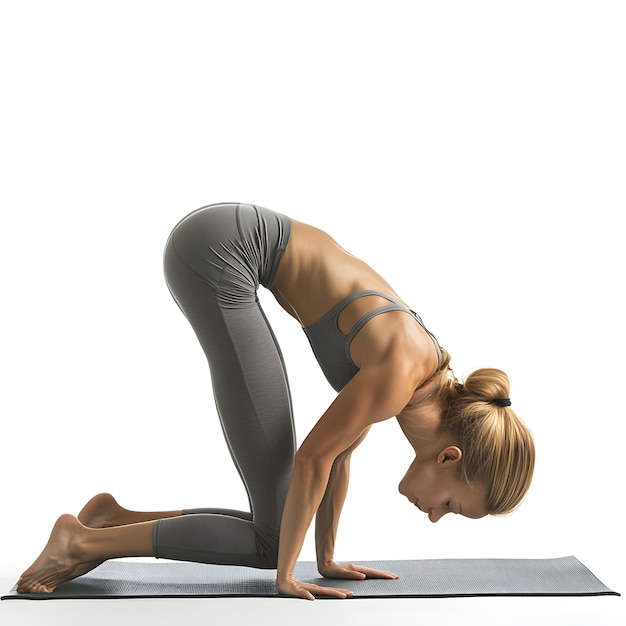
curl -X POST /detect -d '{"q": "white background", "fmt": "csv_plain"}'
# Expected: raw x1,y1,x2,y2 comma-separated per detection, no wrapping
1,1,624,624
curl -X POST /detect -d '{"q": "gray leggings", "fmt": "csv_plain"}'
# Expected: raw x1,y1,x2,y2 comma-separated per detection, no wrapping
154,203,295,568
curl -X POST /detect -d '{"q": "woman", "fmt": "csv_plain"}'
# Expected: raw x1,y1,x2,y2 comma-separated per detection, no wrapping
17,203,535,600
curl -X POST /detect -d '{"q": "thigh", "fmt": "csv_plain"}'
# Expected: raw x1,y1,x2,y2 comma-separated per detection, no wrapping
210,302,296,527
163,228,296,530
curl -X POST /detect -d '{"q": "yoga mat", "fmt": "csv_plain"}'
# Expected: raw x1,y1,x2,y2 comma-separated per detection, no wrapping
2,556,618,600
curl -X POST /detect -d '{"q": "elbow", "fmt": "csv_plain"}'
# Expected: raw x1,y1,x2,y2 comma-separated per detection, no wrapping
293,447,321,468
293,447,334,478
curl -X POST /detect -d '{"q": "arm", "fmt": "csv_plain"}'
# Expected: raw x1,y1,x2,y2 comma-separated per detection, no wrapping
315,429,369,573
315,429,401,582
275,361,415,599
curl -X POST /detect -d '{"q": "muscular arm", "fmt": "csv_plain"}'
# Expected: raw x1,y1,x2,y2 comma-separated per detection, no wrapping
315,428,370,573
275,361,414,599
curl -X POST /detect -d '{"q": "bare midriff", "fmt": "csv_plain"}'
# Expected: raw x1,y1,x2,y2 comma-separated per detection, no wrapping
270,220,407,327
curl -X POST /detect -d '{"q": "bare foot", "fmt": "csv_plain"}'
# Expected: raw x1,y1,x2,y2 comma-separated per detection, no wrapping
78,493,126,528
78,492,182,527
17,514,99,593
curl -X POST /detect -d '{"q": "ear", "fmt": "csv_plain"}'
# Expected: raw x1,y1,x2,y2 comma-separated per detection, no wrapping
437,446,463,465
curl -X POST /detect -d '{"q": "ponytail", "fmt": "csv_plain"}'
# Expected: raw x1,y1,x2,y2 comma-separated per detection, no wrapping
433,355,535,515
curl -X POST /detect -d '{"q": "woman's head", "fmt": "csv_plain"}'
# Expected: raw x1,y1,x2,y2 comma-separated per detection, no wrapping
434,359,535,515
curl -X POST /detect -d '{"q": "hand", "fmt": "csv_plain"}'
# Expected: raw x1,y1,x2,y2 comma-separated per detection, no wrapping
319,561,399,581
276,577,353,601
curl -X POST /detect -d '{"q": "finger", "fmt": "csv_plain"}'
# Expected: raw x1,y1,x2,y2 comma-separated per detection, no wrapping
339,569,366,580
283,586,316,600
313,585,353,598
355,567,399,579
276,582,315,600
319,565,364,580
279,582,351,600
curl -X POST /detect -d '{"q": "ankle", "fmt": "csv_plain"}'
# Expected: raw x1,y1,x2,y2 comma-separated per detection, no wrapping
71,524,97,561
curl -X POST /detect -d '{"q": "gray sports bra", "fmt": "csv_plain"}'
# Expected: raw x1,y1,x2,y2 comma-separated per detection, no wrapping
303,289,442,392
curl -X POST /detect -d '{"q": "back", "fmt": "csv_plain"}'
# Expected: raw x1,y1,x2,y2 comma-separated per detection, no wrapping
270,220,408,327
270,220,441,392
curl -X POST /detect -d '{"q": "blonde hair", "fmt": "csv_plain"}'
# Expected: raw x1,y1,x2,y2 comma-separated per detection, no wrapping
433,349,535,516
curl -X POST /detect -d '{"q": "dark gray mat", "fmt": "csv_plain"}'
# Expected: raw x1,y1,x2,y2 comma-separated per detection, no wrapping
2,556,618,600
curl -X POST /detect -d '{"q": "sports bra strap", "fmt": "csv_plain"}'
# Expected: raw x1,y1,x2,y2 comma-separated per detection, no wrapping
345,303,411,345
335,289,401,313
340,290,442,373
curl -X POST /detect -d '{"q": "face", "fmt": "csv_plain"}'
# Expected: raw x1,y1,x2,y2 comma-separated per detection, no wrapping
398,449,489,522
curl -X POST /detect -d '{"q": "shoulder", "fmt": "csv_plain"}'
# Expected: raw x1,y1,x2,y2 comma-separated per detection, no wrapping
297,359,416,461
355,316,438,389
353,354,423,418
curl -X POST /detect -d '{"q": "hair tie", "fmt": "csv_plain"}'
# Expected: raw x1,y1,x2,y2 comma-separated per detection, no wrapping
492,398,511,408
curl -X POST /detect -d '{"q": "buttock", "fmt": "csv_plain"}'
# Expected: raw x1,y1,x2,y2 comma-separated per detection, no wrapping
165,203,291,302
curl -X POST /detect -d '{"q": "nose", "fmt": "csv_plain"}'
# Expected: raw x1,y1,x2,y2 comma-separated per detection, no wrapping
428,508,450,523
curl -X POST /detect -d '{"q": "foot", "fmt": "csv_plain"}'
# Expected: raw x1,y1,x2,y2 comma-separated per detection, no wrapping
17,514,100,593
78,492,182,527
78,493,127,528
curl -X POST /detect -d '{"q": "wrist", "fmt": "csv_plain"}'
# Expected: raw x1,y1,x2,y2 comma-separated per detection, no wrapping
276,571,295,586
317,559,336,574
316,552,334,569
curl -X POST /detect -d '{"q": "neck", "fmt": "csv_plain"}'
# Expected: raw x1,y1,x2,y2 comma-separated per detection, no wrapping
396,396,452,457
